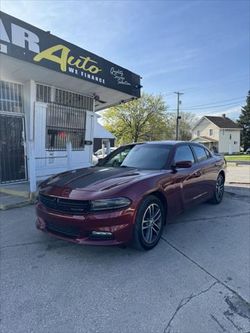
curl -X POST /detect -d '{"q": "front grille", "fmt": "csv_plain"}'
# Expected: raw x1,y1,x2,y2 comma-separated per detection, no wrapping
39,194,91,215
46,221,80,238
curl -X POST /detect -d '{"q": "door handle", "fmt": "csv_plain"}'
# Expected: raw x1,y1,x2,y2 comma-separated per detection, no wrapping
193,170,202,177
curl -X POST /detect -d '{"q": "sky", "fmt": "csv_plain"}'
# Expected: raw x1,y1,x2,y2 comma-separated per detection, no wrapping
1,0,249,120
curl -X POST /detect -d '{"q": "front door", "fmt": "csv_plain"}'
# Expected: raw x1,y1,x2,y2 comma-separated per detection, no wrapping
0,115,26,183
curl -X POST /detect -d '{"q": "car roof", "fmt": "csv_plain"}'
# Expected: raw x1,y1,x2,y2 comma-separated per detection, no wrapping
120,141,211,151
123,140,191,146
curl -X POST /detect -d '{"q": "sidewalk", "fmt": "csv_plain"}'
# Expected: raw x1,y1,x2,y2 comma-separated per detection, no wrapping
225,164,250,187
0,182,36,210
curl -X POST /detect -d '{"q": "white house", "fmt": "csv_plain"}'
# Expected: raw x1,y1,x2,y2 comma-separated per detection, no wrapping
0,11,141,194
191,115,241,154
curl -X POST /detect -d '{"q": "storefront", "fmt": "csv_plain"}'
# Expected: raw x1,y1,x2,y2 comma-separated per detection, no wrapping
0,11,141,194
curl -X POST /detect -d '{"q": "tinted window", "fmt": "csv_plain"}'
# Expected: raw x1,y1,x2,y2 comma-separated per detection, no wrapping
174,145,195,164
121,144,171,169
192,146,207,162
205,149,212,158
103,147,133,167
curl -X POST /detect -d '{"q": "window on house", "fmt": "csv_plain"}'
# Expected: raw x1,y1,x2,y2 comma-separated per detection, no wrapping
229,134,232,140
197,130,200,136
46,103,86,150
0,81,23,113
209,129,213,136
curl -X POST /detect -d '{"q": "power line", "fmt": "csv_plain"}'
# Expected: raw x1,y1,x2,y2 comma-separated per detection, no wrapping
167,101,242,112
180,97,244,109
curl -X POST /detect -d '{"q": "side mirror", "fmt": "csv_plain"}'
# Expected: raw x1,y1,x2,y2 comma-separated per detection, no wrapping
172,160,192,171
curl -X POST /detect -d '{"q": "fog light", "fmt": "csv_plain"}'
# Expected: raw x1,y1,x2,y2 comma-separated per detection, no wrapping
90,231,113,240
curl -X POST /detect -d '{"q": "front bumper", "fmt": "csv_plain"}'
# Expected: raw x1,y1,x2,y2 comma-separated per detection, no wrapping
36,202,135,246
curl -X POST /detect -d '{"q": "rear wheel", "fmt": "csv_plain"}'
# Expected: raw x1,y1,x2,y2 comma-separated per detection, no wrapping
210,173,225,204
132,195,165,250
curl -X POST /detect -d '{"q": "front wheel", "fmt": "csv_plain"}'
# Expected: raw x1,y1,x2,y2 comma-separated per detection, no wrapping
132,195,165,250
210,173,225,204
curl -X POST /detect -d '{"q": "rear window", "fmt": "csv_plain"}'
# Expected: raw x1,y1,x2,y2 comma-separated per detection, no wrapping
192,146,208,162
174,145,195,164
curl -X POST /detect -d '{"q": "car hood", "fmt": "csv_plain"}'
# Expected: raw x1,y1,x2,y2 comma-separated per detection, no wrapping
40,166,166,194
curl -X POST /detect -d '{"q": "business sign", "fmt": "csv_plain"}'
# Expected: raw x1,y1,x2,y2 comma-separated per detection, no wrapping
0,11,141,98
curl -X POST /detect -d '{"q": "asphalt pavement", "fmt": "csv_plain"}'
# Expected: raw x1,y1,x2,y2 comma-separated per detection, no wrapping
0,188,249,333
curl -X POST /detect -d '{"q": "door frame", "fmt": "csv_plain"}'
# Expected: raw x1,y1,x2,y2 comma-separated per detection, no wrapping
0,112,27,184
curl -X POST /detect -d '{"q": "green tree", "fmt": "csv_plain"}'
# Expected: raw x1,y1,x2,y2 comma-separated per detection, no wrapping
101,93,171,145
101,93,197,144
166,111,197,141
237,91,250,150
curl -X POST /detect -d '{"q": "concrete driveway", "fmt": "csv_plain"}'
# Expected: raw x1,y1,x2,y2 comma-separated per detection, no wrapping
0,190,250,333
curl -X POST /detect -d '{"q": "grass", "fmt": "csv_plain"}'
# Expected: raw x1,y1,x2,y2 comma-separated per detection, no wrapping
224,154,250,161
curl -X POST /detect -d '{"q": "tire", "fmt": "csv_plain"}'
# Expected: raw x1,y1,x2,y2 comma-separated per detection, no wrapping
132,195,165,250
210,173,225,204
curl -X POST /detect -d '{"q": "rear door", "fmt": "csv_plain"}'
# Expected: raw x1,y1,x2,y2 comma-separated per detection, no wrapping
190,144,216,201
172,144,207,208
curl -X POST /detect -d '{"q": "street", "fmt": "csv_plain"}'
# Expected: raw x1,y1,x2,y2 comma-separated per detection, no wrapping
0,187,249,333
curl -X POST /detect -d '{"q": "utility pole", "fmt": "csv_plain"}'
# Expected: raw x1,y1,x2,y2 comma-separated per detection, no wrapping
174,92,184,140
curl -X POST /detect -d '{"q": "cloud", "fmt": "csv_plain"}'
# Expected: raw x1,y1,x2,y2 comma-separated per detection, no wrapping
197,105,242,120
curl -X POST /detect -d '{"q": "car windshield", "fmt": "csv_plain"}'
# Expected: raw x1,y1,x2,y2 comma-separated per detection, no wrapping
101,144,171,169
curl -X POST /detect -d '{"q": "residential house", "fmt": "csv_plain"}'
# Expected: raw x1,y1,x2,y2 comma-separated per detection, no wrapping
191,115,241,154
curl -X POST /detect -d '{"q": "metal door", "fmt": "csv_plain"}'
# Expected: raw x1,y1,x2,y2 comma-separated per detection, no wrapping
0,115,26,183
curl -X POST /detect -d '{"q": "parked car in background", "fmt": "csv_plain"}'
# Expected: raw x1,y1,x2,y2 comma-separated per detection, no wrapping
245,148,250,154
36,141,226,250
92,147,117,165
95,147,117,158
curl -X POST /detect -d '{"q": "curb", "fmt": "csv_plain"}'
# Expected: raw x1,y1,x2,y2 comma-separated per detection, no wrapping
0,187,29,198
225,185,250,196
226,161,250,166
0,199,34,211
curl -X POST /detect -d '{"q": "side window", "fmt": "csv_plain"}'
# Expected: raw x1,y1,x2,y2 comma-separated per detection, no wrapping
104,147,132,167
192,146,208,162
205,149,212,158
174,145,195,164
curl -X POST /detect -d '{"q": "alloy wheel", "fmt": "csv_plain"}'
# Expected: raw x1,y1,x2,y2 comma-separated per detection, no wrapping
141,203,162,244
216,175,224,201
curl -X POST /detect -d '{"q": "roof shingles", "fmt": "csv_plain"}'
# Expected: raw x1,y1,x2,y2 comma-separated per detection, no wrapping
205,116,241,129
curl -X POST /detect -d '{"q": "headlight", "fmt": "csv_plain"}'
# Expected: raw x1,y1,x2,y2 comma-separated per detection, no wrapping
90,197,131,211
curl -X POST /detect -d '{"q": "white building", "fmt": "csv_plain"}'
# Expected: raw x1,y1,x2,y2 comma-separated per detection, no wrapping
93,114,115,153
0,11,141,194
191,115,242,154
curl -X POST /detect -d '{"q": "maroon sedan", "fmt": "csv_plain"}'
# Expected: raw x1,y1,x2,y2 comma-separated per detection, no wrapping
36,141,226,250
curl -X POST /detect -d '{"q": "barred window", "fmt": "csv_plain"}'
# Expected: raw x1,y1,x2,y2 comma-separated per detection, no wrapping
0,81,23,113
36,84,93,110
46,103,86,150
55,88,93,110
36,84,52,103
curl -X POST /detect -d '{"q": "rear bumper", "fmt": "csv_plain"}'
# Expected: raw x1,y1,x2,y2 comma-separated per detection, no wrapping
36,202,135,246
